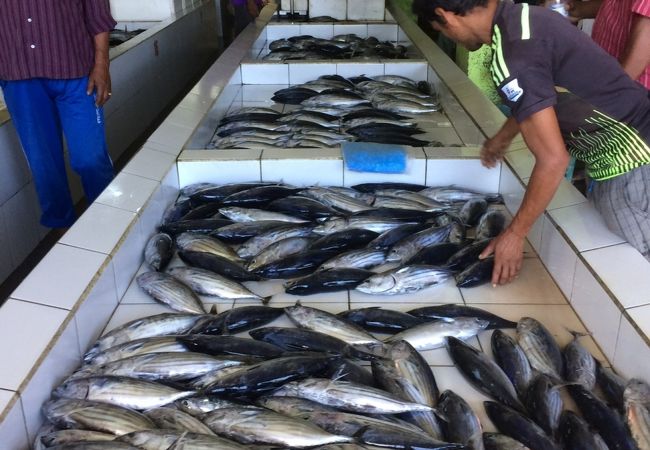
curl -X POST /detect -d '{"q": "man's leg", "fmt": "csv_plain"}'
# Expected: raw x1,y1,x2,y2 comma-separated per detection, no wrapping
52,78,114,203
0,79,76,227
591,165,650,259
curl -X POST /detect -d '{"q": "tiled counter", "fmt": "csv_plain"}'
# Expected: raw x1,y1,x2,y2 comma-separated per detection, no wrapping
0,1,648,447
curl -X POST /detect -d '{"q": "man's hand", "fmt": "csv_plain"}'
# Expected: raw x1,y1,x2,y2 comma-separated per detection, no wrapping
566,0,601,21
481,135,510,168
479,227,525,286
87,62,111,107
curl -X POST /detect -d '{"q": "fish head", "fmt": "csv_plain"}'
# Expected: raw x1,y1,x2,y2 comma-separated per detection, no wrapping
271,381,301,397
448,222,466,244
516,317,538,335
625,379,650,405
284,305,313,323
52,378,91,400
356,273,397,294
385,248,405,263
313,218,345,235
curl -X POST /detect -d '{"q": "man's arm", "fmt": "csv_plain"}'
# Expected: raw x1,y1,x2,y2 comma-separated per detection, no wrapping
567,0,602,20
481,116,520,168
86,32,111,107
620,12,650,81
480,107,570,285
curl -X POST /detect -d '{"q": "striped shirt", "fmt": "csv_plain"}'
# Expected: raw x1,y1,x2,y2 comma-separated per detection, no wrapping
0,0,116,81
592,0,650,89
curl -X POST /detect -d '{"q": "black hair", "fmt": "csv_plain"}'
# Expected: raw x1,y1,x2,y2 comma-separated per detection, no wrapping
412,0,489,23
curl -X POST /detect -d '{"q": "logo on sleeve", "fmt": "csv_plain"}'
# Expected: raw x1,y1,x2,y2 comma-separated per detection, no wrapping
501,78,524,102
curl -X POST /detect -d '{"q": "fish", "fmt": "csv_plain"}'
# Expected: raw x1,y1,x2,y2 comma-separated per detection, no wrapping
249,327,375,360
267,195,337,220
285,268,373,295
47,444,139,450
482,433,531,450
300,410,455,449
180,202,225,220
220,185,302,208
176,395,251,416
476,210,507,240
117,430,248,450
285,304,383,346
167,266,269,303
314,217,412,235
136,272,206,314
302,93,371,108
373,98,440,114
371,196,442,212
247,236,315,271
310,229,380,253
459,199,488,227
409,304,518,329
203,407,353,447
438,390,484,450
525,374,563,438
188,364,253,390
211,220,291,243
189,305,285,335
42,398,155,436
337,307,425,334
369,223,432,250
447,337,525,413
85,336,190,366
318,249,387,271
624,379,650,450
39,430,116,447
143,233,173,271
568,384,637,450
455,257,495,288
204,354,340,396
386,317,490,351
327,359,376,386
178,250,260,282
252,249,339,279
177,334,283,358
517,317,564,382
188,182,277,204
356,265,453,295
258,396,338,419
484,401,561,450
445,239,492,271
301,187,376,213
272,378,434,414
272,87,320,104
72,352,248,382
219,206,309,223
386,224,461,264
597,363,627,412
563,332,597,390
352,182,428,193
372,340,443,439
419,186,503,204
158,218,233,236
175,232,243,262
491,330,533,399
85,313,207,360
407,241,466,265
52,375,195,410
236,224,314,259
144,407,215,435
558,410,610,450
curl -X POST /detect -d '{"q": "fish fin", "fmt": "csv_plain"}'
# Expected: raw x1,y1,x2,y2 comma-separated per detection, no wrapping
209,304,218,315
352,425,371,440
565,328,591,340
295,299,302,306
430,407,450,423
331,370,350,382
261,296,272,306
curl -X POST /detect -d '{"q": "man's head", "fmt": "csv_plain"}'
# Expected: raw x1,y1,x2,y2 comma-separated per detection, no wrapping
412,0,494,51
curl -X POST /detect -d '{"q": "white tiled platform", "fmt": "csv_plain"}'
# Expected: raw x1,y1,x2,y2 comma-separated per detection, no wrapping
0,2,649,447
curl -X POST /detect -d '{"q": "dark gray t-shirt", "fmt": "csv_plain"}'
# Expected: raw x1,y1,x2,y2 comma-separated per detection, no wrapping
491,1,650,180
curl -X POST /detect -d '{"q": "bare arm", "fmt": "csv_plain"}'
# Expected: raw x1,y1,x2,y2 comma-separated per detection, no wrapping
620,13,650,81
567,0,602,20
481,116,520,168
480,107,570,285
86,32,111,107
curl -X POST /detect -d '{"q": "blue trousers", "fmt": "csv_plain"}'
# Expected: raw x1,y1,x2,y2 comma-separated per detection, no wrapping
0,77,114,228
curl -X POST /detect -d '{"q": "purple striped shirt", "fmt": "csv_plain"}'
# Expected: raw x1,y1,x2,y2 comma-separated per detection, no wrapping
0,0,116,80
